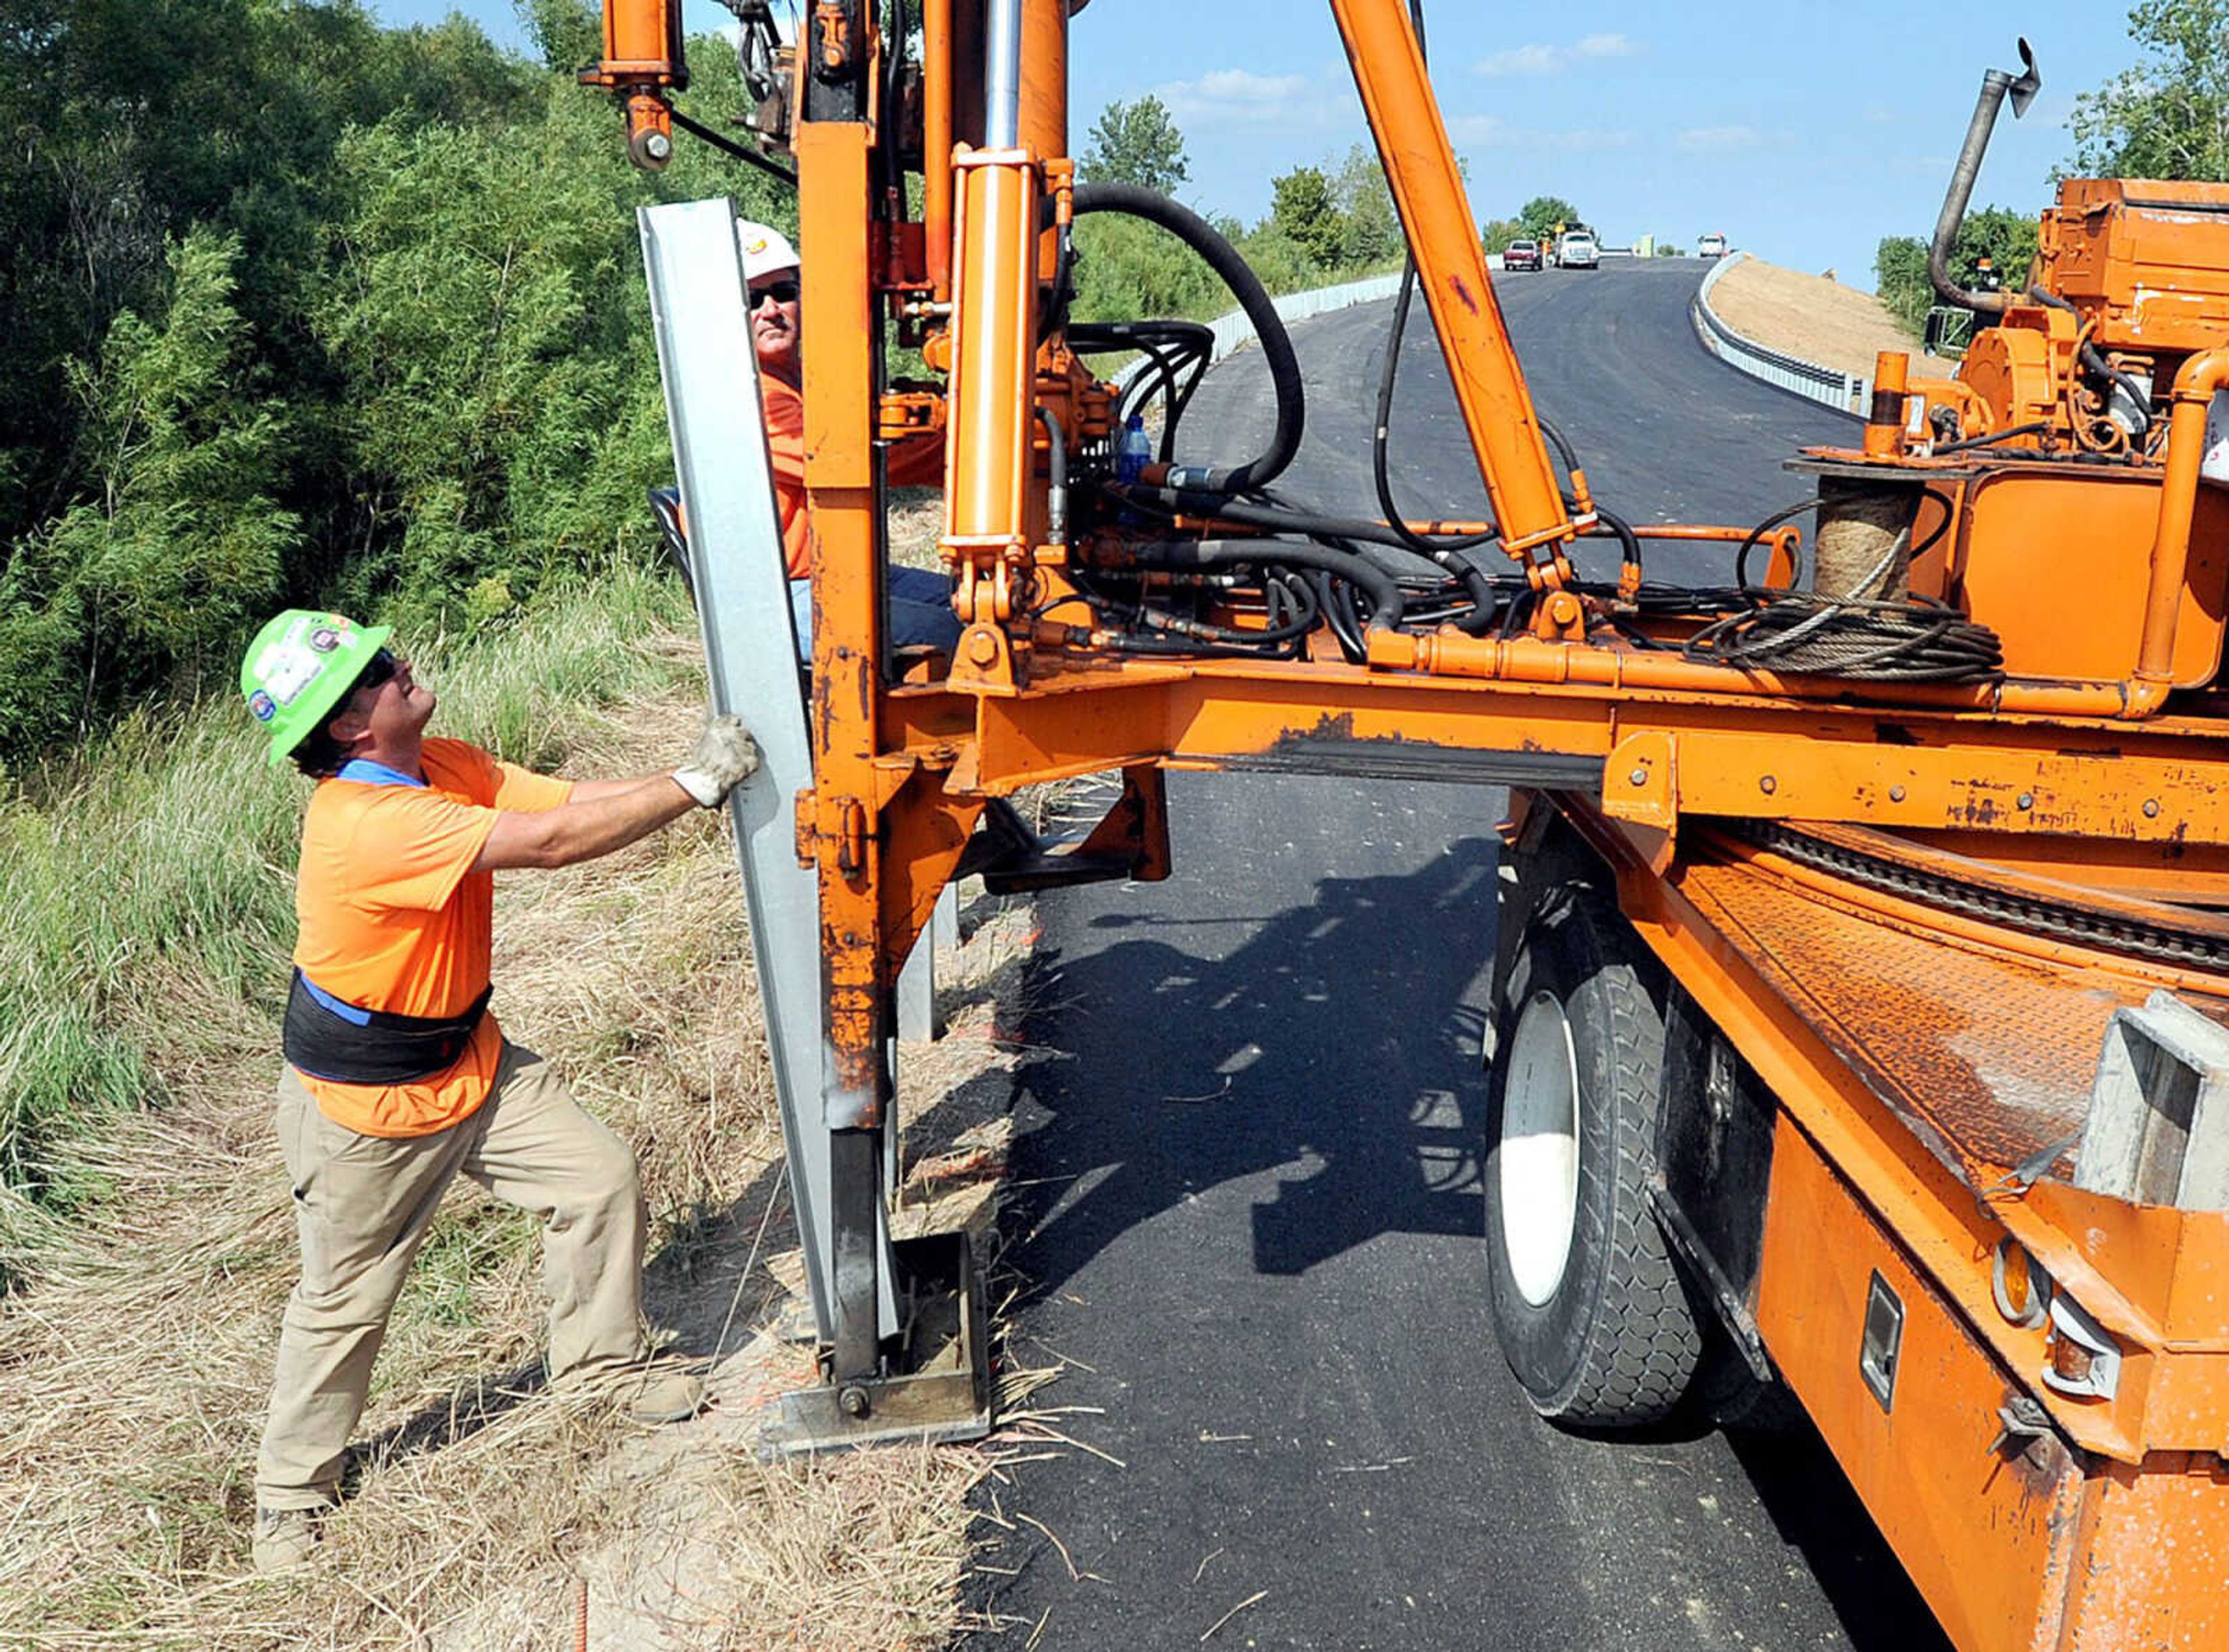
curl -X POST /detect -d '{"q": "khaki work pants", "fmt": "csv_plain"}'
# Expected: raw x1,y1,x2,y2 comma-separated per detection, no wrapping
255,1041,648,1510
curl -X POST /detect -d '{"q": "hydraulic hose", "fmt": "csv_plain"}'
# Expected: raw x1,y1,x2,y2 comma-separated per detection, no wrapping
1072,182,1305,495
1126,536,1406,632
1037,406,1069,546
1374,259,1499,561
1113,481,1462,558
2026,286,2154,439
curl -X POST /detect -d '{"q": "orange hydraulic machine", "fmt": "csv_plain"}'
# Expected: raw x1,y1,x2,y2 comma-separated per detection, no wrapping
596,6,2229,1644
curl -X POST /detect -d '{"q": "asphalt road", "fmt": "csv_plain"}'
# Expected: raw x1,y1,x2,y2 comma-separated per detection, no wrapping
961,262,1951,1651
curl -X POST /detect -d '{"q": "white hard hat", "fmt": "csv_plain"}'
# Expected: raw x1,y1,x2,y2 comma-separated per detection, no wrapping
735,220,800,282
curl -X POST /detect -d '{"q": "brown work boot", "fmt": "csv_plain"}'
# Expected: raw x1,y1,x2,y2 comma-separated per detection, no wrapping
556,1357,708,1426
251,1505,325,1574
616,1364,708,1426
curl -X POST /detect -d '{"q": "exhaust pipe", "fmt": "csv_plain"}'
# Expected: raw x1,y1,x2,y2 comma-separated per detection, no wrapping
1928,38,2040,316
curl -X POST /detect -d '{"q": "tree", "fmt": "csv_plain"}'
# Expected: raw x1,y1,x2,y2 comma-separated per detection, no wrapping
2071,0,2229,179
1480,217,1523,254
1270,167,1343,268
1080,96,1189,193
1873,206,2039,336
1329,145,1401,268
520,0,601,73
1518,195,1581,241
0,230,298,749
0,5,819,762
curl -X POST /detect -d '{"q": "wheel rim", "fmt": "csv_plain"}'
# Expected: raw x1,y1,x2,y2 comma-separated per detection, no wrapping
1500,989,1582,1307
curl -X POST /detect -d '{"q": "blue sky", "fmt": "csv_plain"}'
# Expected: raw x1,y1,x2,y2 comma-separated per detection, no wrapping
374,1,2146,290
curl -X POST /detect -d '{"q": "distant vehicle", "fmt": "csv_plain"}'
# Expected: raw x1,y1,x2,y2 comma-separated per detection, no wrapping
1502,238,1543,272
1556,230,1599,270
1697,231,1729,258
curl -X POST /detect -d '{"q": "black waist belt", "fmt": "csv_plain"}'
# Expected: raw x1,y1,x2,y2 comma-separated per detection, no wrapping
283,969,492,1085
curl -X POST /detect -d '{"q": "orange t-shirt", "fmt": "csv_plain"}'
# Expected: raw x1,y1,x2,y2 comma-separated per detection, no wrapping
763,375,817,579
761,376,944,579
291,738,573,1138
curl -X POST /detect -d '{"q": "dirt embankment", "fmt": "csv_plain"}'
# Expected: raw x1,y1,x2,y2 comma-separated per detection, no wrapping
1708,256,1956,380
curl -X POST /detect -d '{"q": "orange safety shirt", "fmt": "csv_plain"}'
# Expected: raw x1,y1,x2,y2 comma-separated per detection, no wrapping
762,376,943,580
290,738,573,1138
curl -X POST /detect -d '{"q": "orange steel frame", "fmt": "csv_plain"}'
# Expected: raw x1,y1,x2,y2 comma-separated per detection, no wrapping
594,2,2229,1643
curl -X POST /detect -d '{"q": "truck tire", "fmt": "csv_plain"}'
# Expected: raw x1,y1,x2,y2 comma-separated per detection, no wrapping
1484,882,1703,1426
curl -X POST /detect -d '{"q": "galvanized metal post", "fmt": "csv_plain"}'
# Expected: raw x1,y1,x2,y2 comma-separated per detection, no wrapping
896,884,955,1044
637,197,896,1346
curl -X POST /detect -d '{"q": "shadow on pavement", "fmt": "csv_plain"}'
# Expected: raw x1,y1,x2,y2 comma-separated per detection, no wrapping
1004,835,1502,1301
991,825,1960,1652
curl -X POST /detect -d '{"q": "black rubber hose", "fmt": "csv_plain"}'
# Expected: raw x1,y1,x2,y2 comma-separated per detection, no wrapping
1935,420,2050,453
1072,182,1305,495
1070,321,1214,445
1733,495,1825,592
2026,285,2153,437
1113,482,1452,556
1315,572,1367,661
1127,537,1405,631
1593,504,1645,595
1037,406,1068,546
1374,261,1501,556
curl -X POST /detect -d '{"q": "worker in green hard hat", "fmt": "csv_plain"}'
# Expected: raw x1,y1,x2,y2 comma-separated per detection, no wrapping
236,608,762,1573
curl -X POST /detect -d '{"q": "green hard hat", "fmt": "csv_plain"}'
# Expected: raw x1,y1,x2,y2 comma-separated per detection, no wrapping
239,609,393,766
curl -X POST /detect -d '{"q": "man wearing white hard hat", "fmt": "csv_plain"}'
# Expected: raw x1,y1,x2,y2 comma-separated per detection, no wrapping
735,219,957,654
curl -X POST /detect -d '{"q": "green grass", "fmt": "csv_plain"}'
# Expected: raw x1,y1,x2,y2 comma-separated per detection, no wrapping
396,1203,540,1330
0,561,695,1258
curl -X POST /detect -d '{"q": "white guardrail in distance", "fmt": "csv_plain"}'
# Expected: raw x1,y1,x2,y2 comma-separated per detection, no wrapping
1691,251,1869,419
1113,268,1419,394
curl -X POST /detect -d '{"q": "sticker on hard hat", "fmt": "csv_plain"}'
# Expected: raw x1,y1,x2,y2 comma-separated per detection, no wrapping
311,627,340,652
248,690,276,722
259,644,323,706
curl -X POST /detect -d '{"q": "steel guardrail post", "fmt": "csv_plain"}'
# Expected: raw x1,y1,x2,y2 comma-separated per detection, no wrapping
639,196,897,1345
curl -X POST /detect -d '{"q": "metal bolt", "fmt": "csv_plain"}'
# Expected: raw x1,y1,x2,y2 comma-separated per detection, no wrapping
2144,799,2161,818
644,131,673,163
1628,768,1649,787
968,630,1000,666
838,1384,872,1420
2017,792,2035,811
1759,775,1777,795
1889,785,1907,803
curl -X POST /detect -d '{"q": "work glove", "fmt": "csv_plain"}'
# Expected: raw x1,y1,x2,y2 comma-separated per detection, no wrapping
673,714,762,807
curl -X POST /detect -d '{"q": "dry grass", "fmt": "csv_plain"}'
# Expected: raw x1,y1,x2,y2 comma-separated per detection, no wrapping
1710,256,1958,380
888,489,945,572
0,623,1047,1651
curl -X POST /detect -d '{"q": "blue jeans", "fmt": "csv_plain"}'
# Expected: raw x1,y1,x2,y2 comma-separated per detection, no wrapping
788,568,961,658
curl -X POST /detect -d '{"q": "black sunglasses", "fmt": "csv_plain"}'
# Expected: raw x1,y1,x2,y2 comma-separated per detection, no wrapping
355,648,399,692
750,279,800,310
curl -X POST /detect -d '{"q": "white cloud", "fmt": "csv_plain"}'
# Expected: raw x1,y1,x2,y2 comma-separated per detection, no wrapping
1152,69,1315,128
1448,113,1633,153
1474,33,1641,78
1676,125,1765,153
1445,113,1511,145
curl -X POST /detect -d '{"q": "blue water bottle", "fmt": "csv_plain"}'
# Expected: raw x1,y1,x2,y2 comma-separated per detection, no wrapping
1115,414,1153,522
1116,414,1152,485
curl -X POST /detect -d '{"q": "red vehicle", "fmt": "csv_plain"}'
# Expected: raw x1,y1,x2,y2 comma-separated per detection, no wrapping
1501,237,1542,271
